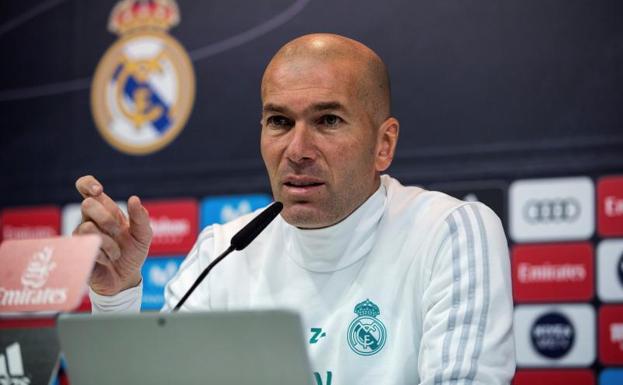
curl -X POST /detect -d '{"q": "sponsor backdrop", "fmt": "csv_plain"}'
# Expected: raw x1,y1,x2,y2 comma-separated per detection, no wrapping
0,0,622,384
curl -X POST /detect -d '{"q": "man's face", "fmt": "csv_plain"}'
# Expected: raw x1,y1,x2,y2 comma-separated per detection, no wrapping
260,58,383,228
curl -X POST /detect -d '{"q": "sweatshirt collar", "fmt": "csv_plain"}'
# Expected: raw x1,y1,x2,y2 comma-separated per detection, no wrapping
284,182,386,273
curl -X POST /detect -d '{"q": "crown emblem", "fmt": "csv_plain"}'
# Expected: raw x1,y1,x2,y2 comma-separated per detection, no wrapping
108,0,179,35
354,299,380,317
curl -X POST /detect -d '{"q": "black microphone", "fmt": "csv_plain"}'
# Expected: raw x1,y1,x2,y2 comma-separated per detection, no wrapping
172,201,283,311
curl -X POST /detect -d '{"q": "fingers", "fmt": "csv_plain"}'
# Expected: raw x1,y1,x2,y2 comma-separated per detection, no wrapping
75,175,126,224
81,198,122,239
75,175,151,249
75,175,103,198
127,195,153,246
73,221,121,265
94,192,127,225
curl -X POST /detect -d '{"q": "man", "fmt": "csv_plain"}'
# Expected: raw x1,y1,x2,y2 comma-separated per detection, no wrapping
75,33,515,384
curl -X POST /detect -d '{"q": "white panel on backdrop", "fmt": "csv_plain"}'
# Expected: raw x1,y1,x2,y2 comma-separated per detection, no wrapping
514,304,595,367
62,202,128,236
509,177,594,242
597,239,623,302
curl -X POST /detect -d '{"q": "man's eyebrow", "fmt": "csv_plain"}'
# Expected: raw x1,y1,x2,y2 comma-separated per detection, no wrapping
262,101,347,114
263,103,289,114
311,101,345,112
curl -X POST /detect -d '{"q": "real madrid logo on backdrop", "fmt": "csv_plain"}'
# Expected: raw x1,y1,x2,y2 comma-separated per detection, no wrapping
91,0,195,155
347,299,387,356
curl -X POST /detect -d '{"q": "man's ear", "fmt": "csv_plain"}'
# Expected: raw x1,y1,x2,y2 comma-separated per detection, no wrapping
375,117,399,172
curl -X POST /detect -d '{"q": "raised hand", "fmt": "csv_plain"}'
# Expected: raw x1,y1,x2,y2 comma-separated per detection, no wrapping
73,175,153,296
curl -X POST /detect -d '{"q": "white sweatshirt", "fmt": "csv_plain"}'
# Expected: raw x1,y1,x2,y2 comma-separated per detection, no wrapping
91,175,515,385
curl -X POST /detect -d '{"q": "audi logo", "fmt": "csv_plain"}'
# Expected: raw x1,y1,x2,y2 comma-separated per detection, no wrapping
523,198,581,223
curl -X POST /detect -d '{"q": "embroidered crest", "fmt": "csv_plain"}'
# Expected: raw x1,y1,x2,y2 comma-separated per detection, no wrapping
347,299,387,356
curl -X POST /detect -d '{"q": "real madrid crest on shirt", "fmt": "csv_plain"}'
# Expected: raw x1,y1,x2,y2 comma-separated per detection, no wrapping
91,0,195,155
347,299,387,356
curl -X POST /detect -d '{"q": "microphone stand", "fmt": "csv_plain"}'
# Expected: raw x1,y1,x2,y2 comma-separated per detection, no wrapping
171,201,283,312
172,245,234,312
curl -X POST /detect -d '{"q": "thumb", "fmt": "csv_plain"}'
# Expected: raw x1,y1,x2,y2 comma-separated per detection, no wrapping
127,196,152,247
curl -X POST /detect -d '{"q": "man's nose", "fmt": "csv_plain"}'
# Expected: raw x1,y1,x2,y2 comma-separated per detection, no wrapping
284,124,316,164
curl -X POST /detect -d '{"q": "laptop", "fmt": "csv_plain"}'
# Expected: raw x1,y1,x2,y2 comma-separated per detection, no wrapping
57,310,315,385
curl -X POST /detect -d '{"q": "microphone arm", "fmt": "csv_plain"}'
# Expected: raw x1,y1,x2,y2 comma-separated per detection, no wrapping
172,201,283,312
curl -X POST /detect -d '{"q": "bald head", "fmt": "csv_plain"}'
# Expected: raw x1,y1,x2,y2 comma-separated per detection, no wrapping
260,34,400,228
261,33,391,125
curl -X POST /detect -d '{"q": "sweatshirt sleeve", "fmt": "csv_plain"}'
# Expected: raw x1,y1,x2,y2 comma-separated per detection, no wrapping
89,282,142,313
418,203,515,385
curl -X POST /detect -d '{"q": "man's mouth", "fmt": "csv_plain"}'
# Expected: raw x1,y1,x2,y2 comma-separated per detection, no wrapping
284,181,324,187
282,177,325,195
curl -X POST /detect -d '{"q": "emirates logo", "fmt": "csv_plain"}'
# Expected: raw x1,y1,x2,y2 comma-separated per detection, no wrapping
0,246,67,307
20,247,56,289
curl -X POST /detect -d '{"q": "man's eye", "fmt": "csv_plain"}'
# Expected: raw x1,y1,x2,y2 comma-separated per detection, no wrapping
319,114,342,127
266,116,293,128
